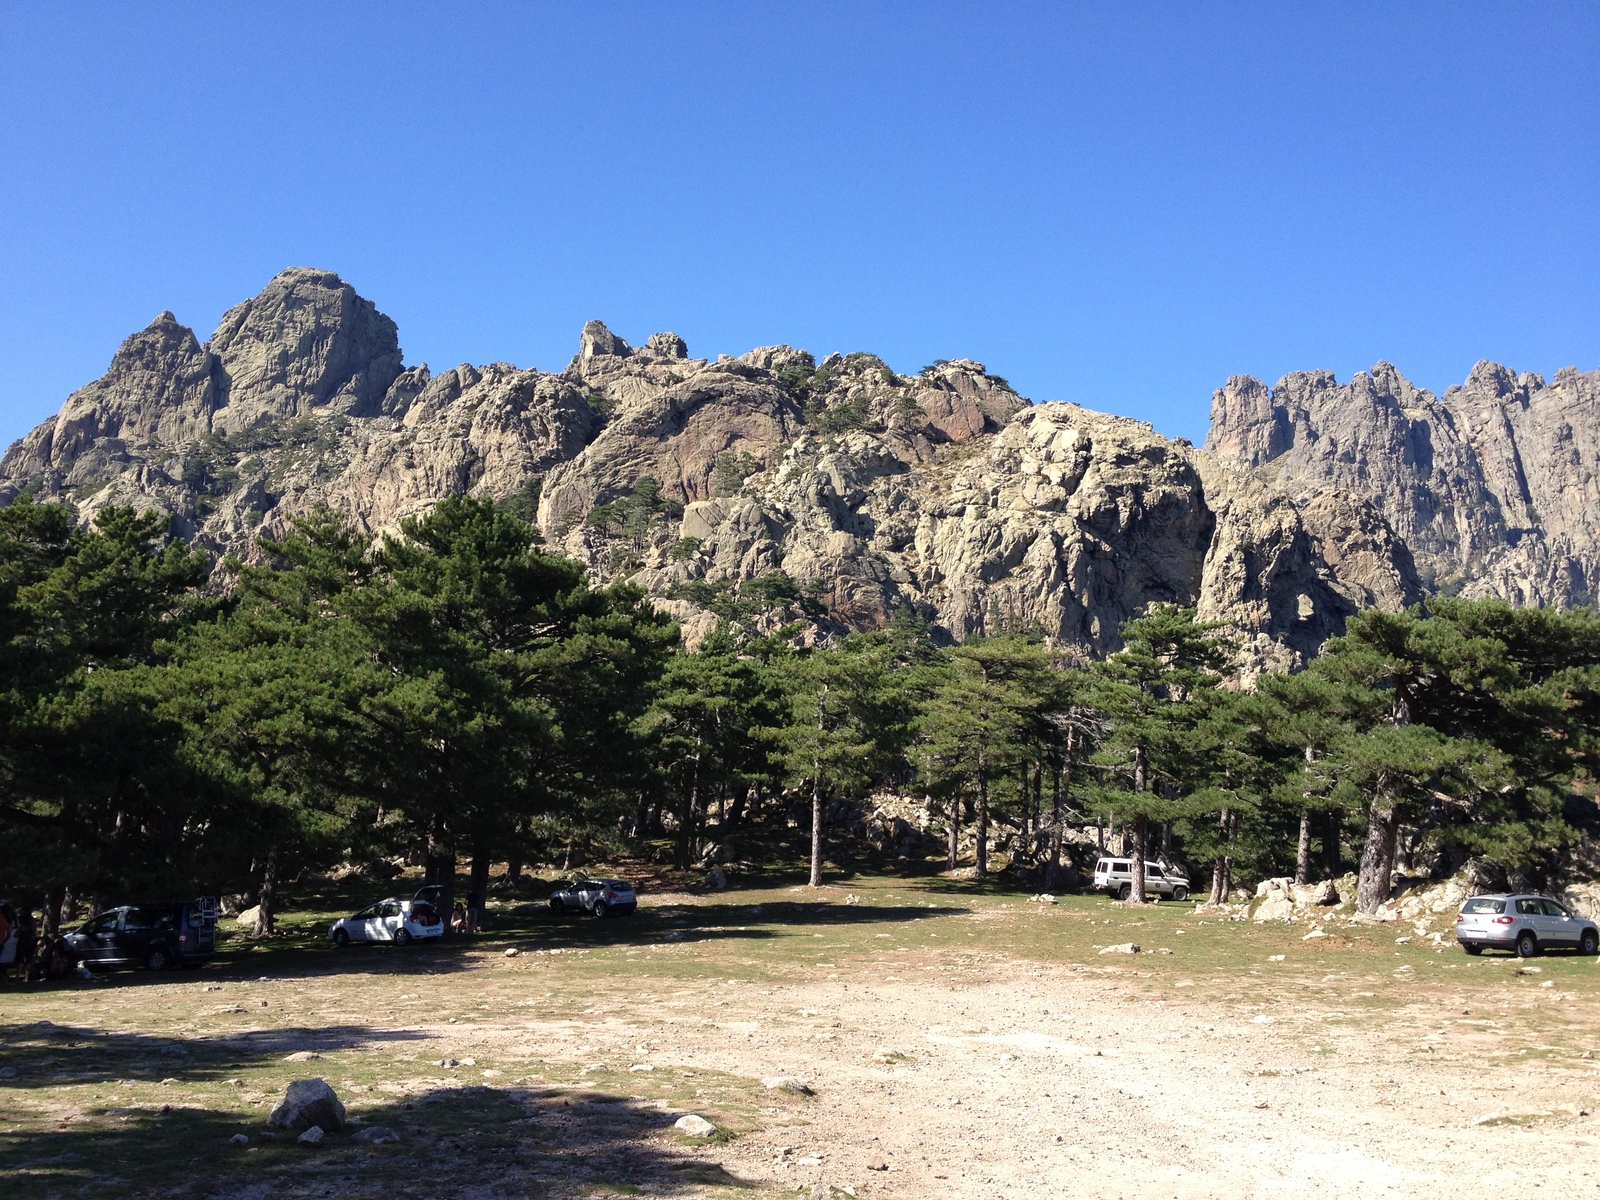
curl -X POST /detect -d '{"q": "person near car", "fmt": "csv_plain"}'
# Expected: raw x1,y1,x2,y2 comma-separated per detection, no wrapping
16,910,38,982
0,903,15,983
451,901,467,934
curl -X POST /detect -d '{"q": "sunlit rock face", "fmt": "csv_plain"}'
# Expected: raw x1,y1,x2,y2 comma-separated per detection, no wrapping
4,270,1459,663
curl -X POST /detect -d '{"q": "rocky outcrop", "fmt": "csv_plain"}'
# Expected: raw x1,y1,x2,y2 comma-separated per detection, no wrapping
0,268,1439,660
1206,359,1600,605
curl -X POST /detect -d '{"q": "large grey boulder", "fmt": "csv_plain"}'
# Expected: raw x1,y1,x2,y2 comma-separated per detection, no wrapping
268,1078,346,1133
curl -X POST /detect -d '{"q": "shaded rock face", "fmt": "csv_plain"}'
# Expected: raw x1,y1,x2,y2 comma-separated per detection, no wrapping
2,270,1434,661
1206,360,1600,606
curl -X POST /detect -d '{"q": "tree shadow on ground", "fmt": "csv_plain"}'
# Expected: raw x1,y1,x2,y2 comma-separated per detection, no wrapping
0,1020,433,1091
1,1077,751,1199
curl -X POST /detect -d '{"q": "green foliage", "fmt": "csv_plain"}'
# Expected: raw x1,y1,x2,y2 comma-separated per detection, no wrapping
712,451,763,497
500,477,543,525
669,537,702,562
810,393,873,436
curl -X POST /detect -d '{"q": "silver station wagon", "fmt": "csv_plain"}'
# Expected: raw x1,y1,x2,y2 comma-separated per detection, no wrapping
1456,893,1599,958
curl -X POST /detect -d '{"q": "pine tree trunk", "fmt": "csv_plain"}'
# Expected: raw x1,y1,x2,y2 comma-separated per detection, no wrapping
947,792,960,871
469,844,491,930
253,847,279,938
1356,799,1401,914
1129,745,1148,903
1047,743,1067,887
1209,807,1232,904
1296,812,1312,885
1323,810,1341,878
42,886,64,939
974,752,989,881
809,759,824,888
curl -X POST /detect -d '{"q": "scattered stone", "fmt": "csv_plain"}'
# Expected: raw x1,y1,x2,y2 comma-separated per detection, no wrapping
1541,980,1556,989
871,1048,906,1064
1516,966,1543,976
351,1125,401,1145
1099,943,1140,955
867,1159,889,1170
229,1133,249,1146
439,1058,460,1068
224,1078,244,1087
283,1051,321,1062
705,866,727,890
1302,929,1326,941
674,1114,717,1137
161,1077,179,1085
1031,893,1058,904
235,905,261,929
268,1078,346,1132
504,947,521,958
203,985,222,992
629,1063,654,1072
1268,954,1286,962
459,1056,477,1067
1395,936,1411,944
762,1075,814,1094
297,1125,325,1147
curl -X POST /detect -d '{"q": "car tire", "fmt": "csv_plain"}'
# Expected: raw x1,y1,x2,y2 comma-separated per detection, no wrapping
1172,887,1188,902
1117,884,1131,901
550,898,565,913
1463,944,1482,955
1516,931,1539,958
332,929,350,948
394,929,413,947
145,947,172,972
1582,930,1599,957
593,901,609,919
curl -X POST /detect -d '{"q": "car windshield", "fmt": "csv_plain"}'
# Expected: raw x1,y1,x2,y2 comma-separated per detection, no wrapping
1462,898,1504,914
1541,900,1571,917
353,905,379,918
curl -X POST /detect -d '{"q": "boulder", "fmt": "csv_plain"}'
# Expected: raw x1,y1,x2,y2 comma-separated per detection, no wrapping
268,1079,346,1133
673,1114,717,1137
234,906,260,930
761,1075,814,1094
297,1125,325,1147
351,1125,400,1145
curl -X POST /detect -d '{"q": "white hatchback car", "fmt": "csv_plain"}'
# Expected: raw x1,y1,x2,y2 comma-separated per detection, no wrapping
328,896,443,947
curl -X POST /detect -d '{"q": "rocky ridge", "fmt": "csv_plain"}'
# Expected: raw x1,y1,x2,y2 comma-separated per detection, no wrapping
1206,359,1600,605
1,268,1443,660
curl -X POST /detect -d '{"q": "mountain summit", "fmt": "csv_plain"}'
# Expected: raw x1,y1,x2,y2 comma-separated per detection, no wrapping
6,269,1588,662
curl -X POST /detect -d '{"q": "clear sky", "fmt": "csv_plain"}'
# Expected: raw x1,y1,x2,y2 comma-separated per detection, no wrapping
1,3,1595,449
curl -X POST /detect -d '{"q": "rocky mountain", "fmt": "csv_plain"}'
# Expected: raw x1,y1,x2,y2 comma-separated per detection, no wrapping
2,268,1441,663
1206,360,1600,606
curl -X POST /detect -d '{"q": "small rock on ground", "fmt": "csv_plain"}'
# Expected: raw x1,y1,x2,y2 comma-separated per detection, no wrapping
762,1075,815,1094
297,1125,325,1146
351,1125,401,1144
1099,943,1140,955
674,1114,718,1137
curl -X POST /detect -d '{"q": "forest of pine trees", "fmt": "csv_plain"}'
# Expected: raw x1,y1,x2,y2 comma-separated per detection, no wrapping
4,494,1600,935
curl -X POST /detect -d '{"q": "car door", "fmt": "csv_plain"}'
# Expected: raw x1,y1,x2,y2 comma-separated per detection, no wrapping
348,905,380,942
118,906,159,961
377,901,403,940
1514,897,1543,942
78,912,122,963
1540,899,1579,947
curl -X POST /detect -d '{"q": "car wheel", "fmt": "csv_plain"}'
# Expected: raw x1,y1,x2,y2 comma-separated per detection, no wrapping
1117,884,1131,901
394,929,413,947
1516,931,1539,958
1463,944,1482,955
550,898,565,913
593,901,609,919
1172,887,1188,902
145,947,172,972
332,928,350,947
1582,930,1599,957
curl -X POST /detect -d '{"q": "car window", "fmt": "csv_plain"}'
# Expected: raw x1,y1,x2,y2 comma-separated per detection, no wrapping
85,913,120,934
354,905,378,919
381,902,400,917
1541,900,1571,917
1516,898,1541,915
1462,898,1504,914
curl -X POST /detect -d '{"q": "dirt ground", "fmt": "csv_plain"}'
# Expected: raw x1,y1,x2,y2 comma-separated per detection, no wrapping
5,872,1600,1199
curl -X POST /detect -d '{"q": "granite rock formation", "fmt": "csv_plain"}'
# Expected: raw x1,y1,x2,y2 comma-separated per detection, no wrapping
1205,360,1600,606
1,269,1443,662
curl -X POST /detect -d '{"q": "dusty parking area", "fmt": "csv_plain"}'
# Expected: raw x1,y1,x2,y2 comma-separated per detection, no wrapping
5,873,1600,1199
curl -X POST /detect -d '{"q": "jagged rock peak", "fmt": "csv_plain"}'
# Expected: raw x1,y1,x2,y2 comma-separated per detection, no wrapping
1206,357,1600,607
578,320,632,368
206,268,404,432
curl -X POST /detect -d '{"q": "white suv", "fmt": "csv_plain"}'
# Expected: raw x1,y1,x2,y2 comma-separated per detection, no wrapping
1093,857,1190,901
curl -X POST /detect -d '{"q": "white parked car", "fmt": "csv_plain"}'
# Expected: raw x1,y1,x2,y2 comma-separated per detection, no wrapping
1092,857,1190,901
328,893,443,947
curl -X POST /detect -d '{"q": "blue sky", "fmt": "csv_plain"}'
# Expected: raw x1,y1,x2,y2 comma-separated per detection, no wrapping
1,3,1595,448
